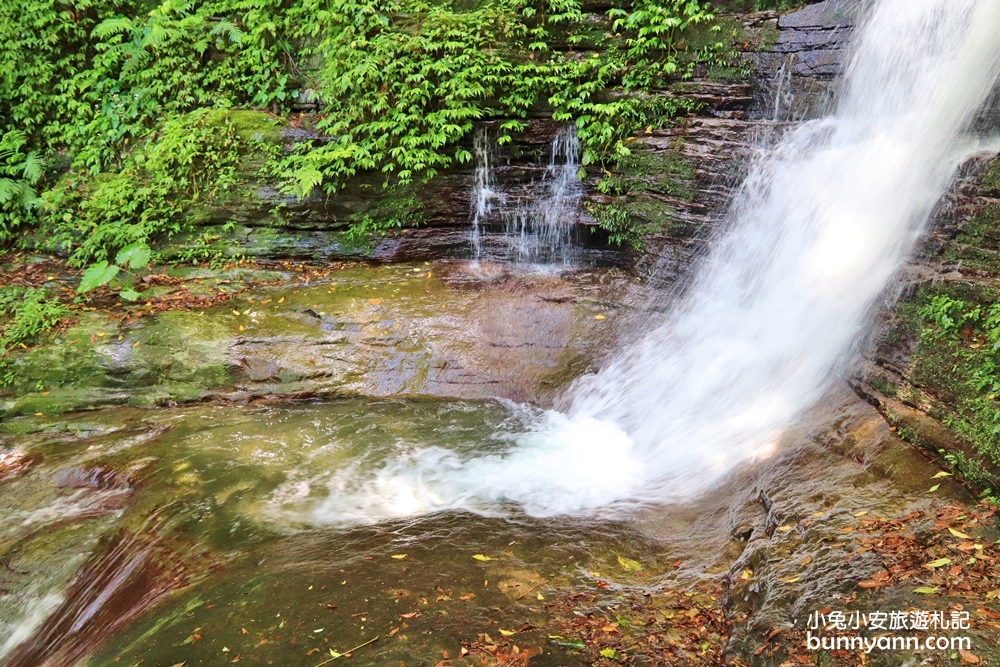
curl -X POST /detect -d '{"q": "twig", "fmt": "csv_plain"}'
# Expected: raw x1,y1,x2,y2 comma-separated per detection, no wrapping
515,582,544,600
314,636,379,667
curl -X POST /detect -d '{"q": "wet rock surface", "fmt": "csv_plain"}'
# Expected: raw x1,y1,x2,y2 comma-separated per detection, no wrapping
860,150,1000,495
1,261,643,418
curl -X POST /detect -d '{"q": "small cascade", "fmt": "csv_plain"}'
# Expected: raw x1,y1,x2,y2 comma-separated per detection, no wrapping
771,62,794,122
467,124,583,264
469,127,501,259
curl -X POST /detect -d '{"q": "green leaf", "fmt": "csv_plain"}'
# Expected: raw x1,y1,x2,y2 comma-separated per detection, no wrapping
600,648,618,659
472,554,493,561
78,262,120,293
119,289,140,301
115,243,151,270
617,555,643,572
925,557,952,569
913,586,939,595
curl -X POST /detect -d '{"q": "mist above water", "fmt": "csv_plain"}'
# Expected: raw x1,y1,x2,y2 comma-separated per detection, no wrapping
290,0,1000,524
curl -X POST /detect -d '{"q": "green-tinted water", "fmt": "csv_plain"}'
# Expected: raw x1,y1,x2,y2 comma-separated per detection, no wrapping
0,400,704,667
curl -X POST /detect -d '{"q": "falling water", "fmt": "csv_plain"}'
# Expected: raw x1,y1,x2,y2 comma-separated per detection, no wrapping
469,127,500,259
468,125,582,263
285,0,1000,524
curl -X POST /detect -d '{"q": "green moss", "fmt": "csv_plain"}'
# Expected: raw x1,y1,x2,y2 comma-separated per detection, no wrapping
983,158,1000,197
904,285,1000,479
869,375,897,397
602,143,696,200
223,110,284,145
678,16,753,82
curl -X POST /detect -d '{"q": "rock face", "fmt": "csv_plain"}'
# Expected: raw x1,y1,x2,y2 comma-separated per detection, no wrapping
750,0,859,120
1,261,641,418
620,0,861,283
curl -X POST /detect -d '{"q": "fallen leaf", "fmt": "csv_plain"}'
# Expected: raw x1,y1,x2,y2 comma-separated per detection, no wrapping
536,593,544,600
278,297,285,303
960,649,981,665
368,298,382,305
617,555,643,571
949,527,972,539
472,554,493,561
600,648,618,659
858,580,883,589
932,471,953,479
458,594,475,601
391,554,407,559
777,525,792,532
499,629,515,636
925,558,952,569
232,310,241,316
913,586,939,594
928,484,941,492
594,314,606,320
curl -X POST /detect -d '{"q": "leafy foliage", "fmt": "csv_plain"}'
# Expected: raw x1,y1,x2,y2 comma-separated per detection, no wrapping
44,109,265,271
1,0,728,290
919,294,1000,467
280,0,718,195
0,0,297,173
0,131,43,243
0,287,69,356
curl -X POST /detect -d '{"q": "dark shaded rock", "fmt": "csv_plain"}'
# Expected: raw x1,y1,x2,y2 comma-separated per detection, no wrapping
777,0,858,29
773,26,851,53
790,48,845,77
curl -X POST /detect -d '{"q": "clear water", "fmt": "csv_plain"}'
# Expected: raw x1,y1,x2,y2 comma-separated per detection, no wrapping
0,402,719,667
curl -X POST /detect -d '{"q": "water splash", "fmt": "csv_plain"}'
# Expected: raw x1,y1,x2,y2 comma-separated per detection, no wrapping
468,125,582,263
292,0,1000,524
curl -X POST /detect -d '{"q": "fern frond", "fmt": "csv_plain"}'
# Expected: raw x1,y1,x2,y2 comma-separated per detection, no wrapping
210,19,245,44
20,152,42,184
93,16,135,39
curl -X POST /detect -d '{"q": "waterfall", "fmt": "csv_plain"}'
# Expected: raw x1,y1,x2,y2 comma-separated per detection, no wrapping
468,125,582,263
297,0,1000,523
469,127,500,259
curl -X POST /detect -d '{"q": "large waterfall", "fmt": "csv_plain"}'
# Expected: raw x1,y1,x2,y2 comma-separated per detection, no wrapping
295,0,1000,523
